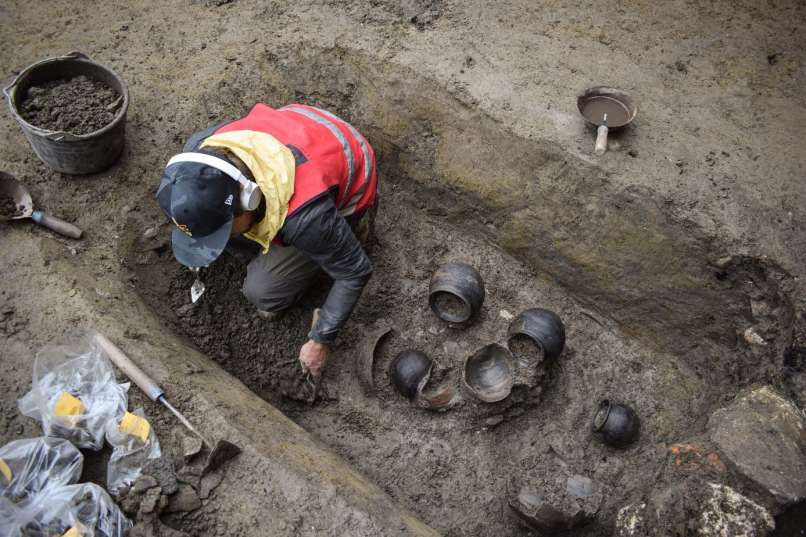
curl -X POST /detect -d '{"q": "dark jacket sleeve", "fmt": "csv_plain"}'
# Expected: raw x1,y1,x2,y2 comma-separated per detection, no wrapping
279,195,373,343
183,123,228,151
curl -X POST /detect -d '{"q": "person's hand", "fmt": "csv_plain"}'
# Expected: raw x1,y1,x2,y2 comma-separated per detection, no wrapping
299,339,330,378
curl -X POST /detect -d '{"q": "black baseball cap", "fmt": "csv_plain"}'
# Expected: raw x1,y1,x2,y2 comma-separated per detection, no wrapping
156,159,240,267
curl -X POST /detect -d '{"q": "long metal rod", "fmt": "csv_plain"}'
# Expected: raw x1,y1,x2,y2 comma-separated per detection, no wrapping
159,395,212,447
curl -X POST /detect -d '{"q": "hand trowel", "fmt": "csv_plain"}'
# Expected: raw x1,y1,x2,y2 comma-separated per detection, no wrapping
190,267,206,303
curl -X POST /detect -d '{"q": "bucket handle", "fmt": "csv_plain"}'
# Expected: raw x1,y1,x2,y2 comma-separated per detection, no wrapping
3,52,90,141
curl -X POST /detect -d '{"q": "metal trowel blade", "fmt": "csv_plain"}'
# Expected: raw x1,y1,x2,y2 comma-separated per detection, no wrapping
191,278,206,303
190,267,206,303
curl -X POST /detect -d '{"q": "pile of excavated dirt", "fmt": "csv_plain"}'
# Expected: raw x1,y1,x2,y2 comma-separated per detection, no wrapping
20,75,120,135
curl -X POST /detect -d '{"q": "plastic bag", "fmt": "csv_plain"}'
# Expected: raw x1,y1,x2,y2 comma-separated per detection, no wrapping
0,496,23,537
0,437,83,504
18,331,129,450
105,408,162,495
10,483,132,537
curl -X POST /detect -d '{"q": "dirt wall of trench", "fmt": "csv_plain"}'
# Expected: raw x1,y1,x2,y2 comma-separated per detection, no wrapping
188,42,797,390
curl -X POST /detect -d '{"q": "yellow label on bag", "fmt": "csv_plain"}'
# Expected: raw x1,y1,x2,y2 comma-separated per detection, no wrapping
119,412,151,443
53,392,86,417
62,527,82,537
0,458,11,482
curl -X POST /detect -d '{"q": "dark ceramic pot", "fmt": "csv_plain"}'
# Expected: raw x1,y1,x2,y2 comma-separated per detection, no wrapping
507,308,566,361
390,350,433,399
429,262,485,324
592,400,640,448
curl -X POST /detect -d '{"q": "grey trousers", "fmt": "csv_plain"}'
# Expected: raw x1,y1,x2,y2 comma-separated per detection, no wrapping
241,244,320,313
240,205,376,313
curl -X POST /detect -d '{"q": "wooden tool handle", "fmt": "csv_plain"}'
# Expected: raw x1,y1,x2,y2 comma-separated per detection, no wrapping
95,333,165,401
594,125,609,155
31,211,83,239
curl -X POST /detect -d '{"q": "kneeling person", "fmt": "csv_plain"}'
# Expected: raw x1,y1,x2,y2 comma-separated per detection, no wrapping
157,103,378,378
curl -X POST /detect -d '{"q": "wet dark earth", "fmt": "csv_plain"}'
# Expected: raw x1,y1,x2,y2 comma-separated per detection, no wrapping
124,175,794,536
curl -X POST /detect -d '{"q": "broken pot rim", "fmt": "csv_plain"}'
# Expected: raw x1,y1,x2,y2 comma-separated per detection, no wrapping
592,399,612,432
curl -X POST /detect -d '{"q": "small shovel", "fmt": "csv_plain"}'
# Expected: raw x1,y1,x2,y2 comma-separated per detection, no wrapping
95,333,241,475
0,171,83,238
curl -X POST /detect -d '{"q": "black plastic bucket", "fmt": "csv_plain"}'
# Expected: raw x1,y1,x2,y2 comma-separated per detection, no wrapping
3,52,129,175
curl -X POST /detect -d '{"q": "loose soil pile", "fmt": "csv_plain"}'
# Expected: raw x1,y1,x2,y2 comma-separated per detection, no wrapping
0,194,21,219
20,75,120,135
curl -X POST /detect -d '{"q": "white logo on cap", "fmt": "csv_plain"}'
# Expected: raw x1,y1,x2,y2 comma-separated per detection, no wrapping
224,194,234,206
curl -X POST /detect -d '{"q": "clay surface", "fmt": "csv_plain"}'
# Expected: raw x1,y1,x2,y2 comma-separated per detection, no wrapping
20,75,119,135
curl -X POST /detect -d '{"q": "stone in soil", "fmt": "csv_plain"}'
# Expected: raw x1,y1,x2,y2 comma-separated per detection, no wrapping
0,194,21,219
131,474,159,495
708,385,806,507
432,291,466,320
165,484,202,513
20,75,120,135
615,480,774,537
143,455,179,495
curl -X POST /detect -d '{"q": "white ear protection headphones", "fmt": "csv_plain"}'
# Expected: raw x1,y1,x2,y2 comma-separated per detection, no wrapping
167,152,263,211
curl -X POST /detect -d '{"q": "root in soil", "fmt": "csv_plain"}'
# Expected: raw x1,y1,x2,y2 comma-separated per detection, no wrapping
20,75,120,135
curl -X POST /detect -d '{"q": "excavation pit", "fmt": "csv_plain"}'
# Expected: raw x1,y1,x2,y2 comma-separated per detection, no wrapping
125,145,793,535
117,40,801,530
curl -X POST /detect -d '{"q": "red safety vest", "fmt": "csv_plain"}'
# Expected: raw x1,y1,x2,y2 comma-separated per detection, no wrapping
214,103,377,217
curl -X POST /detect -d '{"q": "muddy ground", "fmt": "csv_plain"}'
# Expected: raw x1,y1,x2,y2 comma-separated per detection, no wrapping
129,176,732,536
1,0,806,536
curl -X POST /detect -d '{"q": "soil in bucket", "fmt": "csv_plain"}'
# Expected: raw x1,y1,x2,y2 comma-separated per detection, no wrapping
20,75,120,135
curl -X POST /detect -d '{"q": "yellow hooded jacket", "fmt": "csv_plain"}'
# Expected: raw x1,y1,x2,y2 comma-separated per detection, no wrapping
201,130,296,253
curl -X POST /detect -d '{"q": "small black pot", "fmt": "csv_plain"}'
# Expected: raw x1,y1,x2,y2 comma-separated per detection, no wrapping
429,262,485,324
389,350,433,400
507,308,566,361
592,400,640,448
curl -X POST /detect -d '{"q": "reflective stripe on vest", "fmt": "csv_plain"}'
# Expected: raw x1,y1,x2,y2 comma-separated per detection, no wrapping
304,106,374,213
212,103,377,219
281,105,356,208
